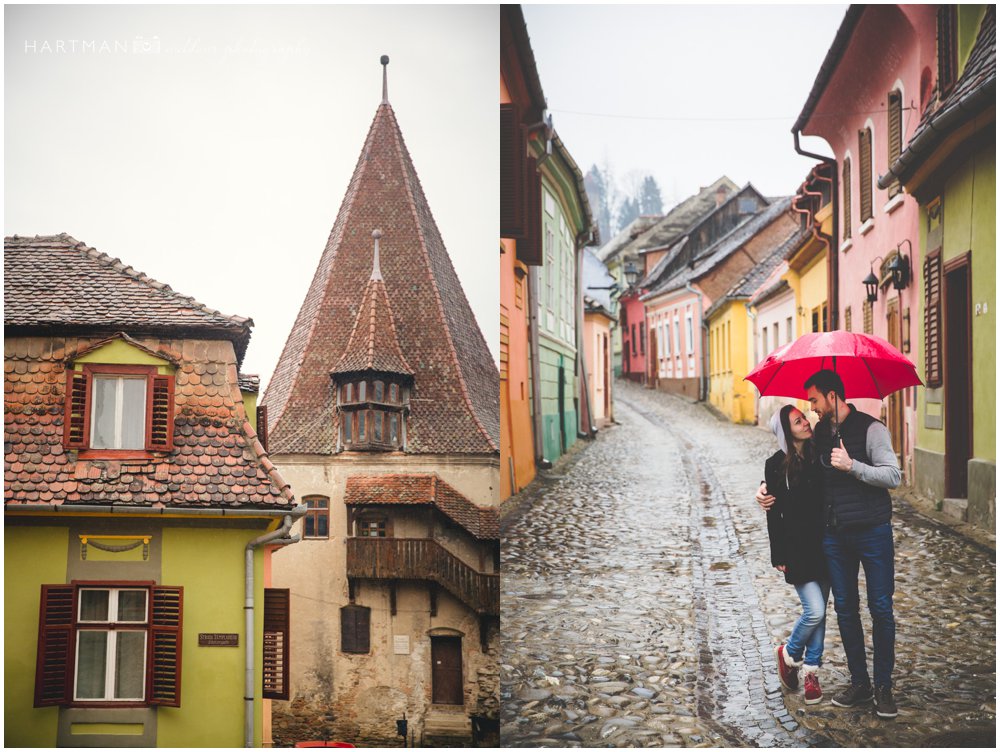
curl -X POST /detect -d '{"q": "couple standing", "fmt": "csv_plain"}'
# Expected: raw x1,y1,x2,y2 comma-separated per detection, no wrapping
757,369,901,718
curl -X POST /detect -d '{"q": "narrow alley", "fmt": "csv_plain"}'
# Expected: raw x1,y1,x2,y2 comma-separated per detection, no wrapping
501,380,995,748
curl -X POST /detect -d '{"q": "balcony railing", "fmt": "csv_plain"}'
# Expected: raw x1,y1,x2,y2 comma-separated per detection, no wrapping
346,537,499,616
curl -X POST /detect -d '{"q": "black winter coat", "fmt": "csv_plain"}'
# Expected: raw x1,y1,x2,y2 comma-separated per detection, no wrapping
764,449,828,585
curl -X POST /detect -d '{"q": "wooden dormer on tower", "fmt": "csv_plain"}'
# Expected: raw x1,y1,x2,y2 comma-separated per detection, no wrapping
331,229,414,452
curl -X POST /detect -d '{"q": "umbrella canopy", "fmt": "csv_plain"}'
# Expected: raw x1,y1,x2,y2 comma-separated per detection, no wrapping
745,330,923,400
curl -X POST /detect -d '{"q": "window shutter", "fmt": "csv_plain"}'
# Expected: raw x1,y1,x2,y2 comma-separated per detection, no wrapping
63,370,91,450
519,156,543,265
842,157,852,240
34,585,75,707
859,128,873,222
500,103,525,238
937,6,956,93
887,91,903,198
148,586,183,707
341,605,370,654
863,299,873,335
924,250,943,388
262,588,290,700
256,404,268,452
145,375,175,452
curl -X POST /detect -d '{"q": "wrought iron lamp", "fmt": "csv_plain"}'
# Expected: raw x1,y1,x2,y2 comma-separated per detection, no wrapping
623,261,639,287
863,267,880,303
888,239,911,290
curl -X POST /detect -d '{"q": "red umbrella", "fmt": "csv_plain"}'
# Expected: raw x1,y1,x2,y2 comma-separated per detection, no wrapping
745,330,922,400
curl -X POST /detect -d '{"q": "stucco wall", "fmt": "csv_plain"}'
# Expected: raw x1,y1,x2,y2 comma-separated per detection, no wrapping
269,455,498,746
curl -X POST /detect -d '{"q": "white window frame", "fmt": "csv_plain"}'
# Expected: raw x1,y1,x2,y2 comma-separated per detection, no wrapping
685,312,695,355
90,375,147,450
74,588,149,702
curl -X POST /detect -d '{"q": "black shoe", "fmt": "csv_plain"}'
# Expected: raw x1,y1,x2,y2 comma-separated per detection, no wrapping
830,682,874,707
874,685,898,718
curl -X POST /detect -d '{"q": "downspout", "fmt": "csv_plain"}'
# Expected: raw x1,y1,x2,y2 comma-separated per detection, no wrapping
575,234,597,439
793,130,839,330
684,282,708,402
744,301,759,424
245,509,305,748
527,266,547,467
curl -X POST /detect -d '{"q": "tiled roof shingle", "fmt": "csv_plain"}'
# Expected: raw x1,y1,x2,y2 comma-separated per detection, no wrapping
344,473,499,540
262,102,499,456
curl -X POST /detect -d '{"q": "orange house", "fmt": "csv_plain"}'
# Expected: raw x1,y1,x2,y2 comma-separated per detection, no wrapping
499,6,546,500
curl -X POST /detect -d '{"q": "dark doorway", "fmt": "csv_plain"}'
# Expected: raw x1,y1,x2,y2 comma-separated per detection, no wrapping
431,636,464,705
648,327,658,387
602,333,610,417
557,361,567,455
944,255,972,498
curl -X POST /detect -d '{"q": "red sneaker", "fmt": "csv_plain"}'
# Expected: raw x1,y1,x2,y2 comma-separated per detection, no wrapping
803,668,822,704
775,644,800,691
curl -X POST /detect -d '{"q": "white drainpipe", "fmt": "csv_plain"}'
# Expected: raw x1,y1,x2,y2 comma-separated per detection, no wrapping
244,509,305,747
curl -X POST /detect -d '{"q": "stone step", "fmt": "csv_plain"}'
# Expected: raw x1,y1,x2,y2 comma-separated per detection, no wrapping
942,497,969,522
423,709,472,738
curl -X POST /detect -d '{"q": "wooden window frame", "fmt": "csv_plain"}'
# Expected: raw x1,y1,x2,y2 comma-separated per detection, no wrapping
303,496,330,539
842,156,853,240
355,514,391,538
924,248,943,387
858,127,873,223
34,581,182,709
500,103,525,238
64,364,175,459
887,90,903,198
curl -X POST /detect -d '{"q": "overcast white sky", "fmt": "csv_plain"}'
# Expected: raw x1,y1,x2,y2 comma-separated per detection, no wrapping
5,4,498,391
522,3,849,218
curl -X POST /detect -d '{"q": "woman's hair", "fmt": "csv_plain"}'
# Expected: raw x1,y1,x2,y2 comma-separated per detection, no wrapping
779,404,815,487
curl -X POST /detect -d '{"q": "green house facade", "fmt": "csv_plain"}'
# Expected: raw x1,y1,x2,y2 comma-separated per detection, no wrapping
530,134,594,464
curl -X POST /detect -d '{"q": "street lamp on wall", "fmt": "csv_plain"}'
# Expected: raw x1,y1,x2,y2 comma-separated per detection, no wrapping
862,239,912,303
624,261,639,288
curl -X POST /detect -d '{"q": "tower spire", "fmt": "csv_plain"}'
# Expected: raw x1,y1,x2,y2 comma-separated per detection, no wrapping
371,229,383,281
380,54,389,104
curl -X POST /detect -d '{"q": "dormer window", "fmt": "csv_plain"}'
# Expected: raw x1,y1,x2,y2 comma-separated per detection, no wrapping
389,383,398,403
334,374,410,452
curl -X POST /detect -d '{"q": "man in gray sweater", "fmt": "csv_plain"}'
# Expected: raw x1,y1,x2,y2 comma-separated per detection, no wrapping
757,369,901,718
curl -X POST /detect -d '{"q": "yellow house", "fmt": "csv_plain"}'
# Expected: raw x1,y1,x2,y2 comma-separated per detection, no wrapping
707,240,796,424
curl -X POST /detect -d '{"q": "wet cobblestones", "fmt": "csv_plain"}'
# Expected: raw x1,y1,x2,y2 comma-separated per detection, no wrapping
501,381,995,747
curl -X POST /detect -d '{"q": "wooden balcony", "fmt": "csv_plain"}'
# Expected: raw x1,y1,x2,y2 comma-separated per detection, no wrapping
346,537,499,616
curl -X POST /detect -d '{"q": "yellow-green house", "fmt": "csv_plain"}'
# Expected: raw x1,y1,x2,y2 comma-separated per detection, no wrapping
4,235,302,747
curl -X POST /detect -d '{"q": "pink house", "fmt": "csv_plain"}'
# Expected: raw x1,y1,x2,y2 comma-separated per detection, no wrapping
793,5,938,483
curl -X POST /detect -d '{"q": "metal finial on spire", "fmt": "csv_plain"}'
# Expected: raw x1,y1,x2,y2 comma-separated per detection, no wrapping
371,229,383,281
380,55,389,104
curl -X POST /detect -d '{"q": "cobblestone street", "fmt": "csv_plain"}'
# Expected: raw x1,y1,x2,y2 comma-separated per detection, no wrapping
501,380,996,747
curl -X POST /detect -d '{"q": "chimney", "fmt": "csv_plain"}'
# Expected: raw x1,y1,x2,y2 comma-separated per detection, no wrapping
715,186,728,207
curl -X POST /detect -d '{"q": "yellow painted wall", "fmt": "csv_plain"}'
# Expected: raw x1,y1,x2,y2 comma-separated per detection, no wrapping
799,252,828,332
4,525,69,747
74,338,172,374
708,302,754,424
243,391,258,432
158,526,268,748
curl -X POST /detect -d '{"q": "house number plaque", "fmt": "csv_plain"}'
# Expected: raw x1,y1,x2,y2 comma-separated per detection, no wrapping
199,633,239,647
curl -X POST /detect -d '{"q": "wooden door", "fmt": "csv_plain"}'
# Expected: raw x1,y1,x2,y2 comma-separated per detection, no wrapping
885,299,904,468
603,334,610,417
944,256,972,497
431,636,464,705
647,327,658,387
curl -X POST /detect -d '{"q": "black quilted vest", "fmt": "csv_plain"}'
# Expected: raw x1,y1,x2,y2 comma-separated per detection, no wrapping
814,405,892,532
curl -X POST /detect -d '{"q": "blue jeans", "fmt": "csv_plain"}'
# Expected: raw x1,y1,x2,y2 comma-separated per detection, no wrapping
823,522,895,688
786,580,831,667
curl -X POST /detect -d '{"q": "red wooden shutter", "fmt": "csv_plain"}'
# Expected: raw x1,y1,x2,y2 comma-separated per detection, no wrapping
887,91,903,198
262,588,290,700
34,585,75,707
256,404,269,452
842,157,852,240
924,249,943,387
859,128,873,222
500,103,525,238
145,374,175,452
148,586,183,707
63,370,91,449
519,156,543,265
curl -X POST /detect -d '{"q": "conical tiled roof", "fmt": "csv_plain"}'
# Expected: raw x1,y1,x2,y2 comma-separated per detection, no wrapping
263,89,499,456
332,231,413,378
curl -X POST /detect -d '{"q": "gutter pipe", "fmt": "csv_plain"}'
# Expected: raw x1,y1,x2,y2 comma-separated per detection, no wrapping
792,130,839,330
576,230,598,439
244,507,306,747
684,282,709,402
4,504,303,517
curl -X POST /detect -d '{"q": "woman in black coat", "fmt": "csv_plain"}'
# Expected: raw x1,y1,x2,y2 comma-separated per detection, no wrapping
764,404,830,705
